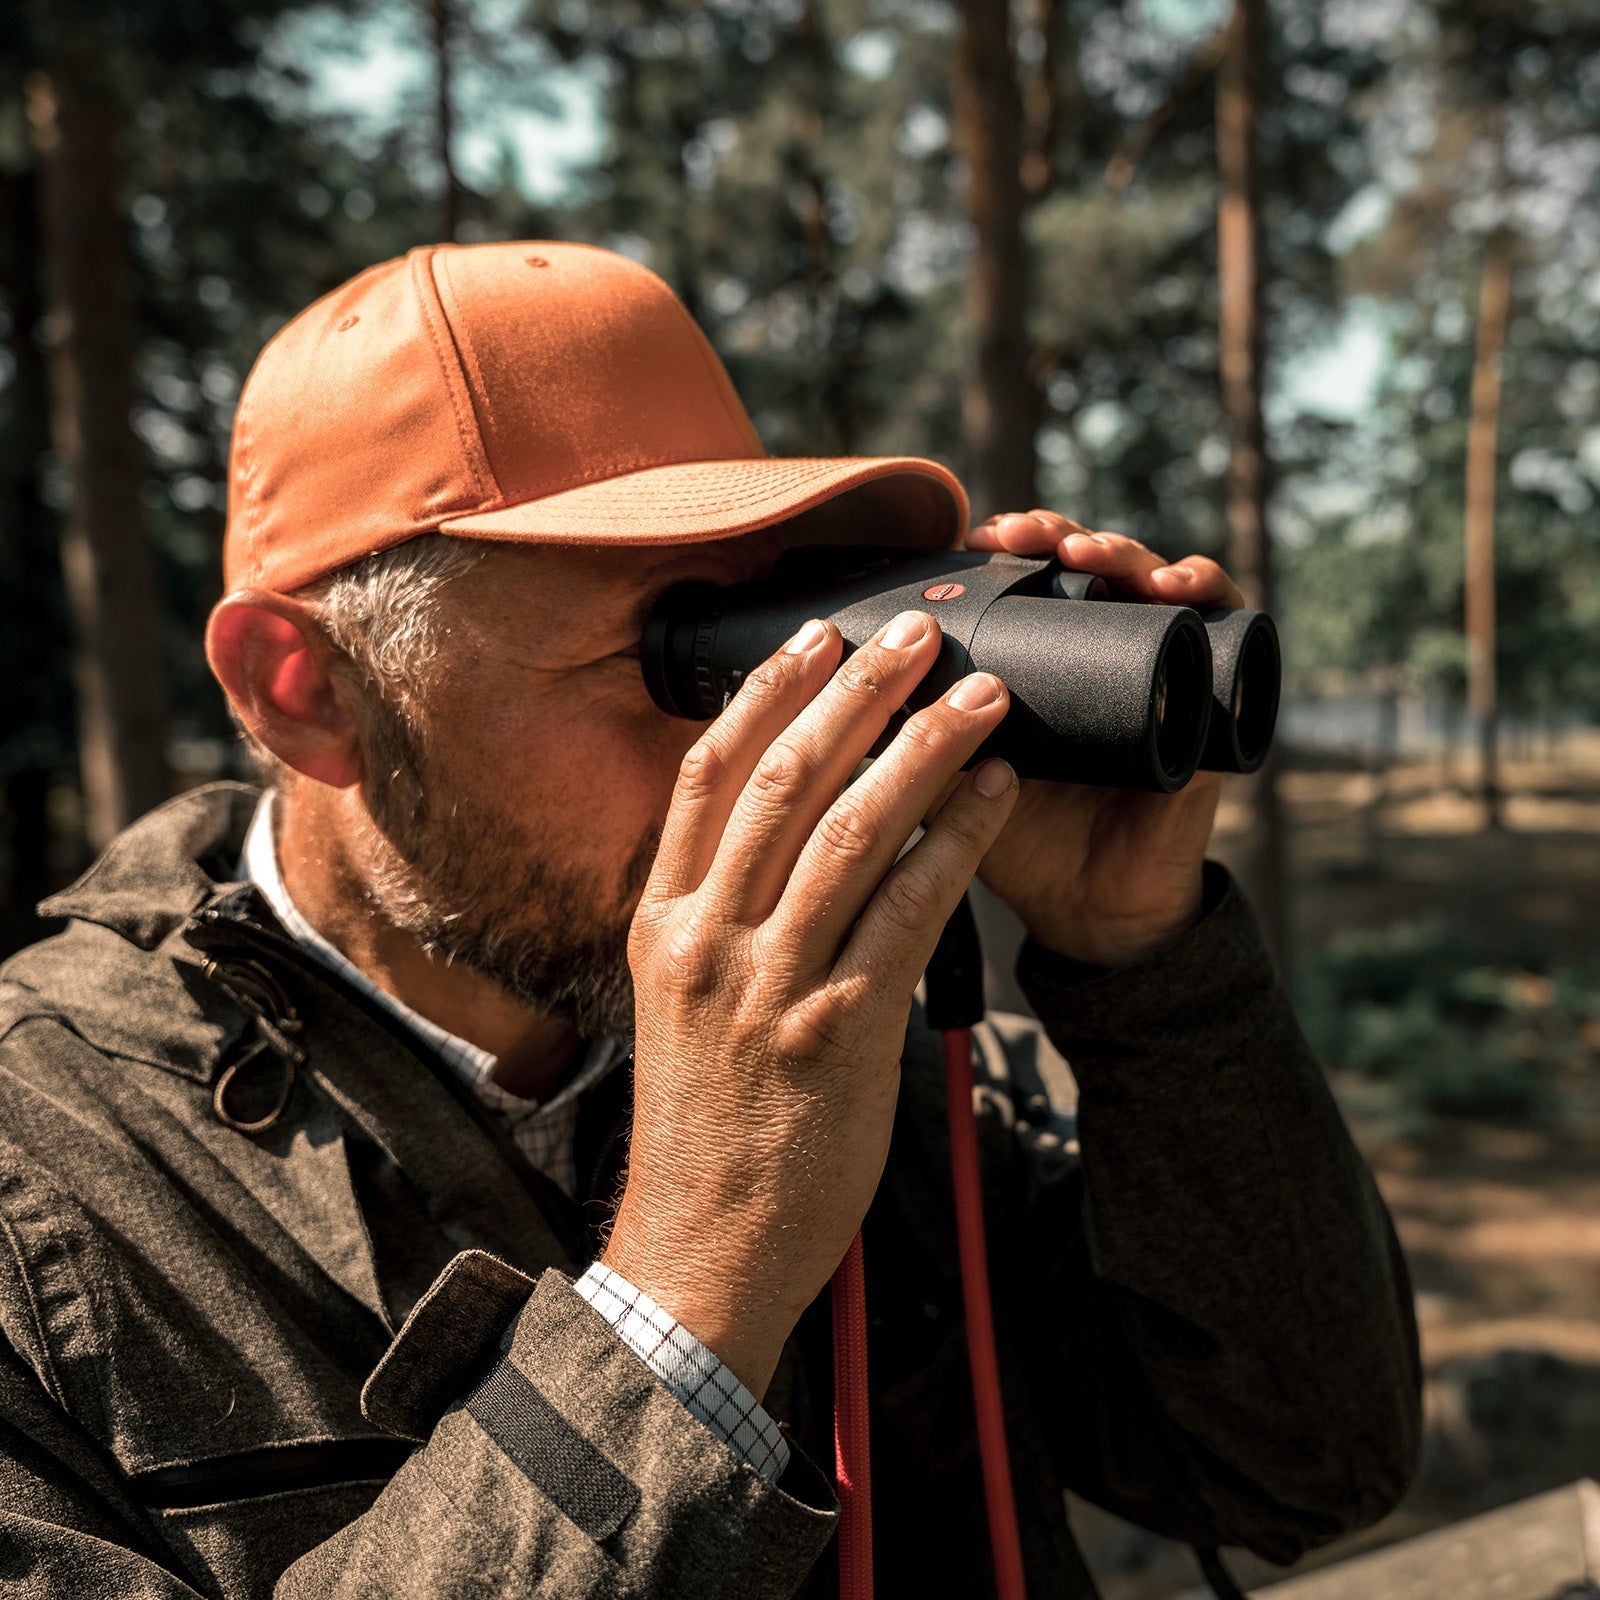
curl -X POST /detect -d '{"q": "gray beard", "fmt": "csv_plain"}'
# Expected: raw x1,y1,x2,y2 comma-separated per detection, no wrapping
359,762,653,1041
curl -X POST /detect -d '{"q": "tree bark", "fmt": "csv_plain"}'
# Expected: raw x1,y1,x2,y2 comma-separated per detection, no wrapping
429,0,463,241
26,56,170,851
1216,0,1288,969
793,0,853,453
1465,227,1512,831
954,0,1038,520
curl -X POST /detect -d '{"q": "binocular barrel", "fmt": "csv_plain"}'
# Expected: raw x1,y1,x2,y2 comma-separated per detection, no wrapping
1198,606,1281,776
643,545,1280,792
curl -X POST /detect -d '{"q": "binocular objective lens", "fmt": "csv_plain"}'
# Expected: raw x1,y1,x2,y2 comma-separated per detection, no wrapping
1234,625,1278,768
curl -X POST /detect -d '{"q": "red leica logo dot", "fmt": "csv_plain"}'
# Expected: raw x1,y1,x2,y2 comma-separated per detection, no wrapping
922,582,965,602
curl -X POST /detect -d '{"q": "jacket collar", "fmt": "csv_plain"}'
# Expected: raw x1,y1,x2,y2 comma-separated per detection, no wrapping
3,785,265,1085
38,781,263,950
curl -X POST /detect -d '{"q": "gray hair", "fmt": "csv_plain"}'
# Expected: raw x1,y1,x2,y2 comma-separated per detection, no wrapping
238,533,485,792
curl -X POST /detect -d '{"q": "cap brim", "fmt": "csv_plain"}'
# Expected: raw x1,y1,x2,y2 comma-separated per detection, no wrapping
437,455,968,550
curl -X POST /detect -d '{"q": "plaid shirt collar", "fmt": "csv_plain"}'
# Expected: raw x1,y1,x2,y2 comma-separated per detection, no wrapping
239,792,625,1194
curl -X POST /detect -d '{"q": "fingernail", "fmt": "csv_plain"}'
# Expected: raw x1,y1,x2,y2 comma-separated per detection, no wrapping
882,610,928,649
948,672,1002,711
1153,564,1193,582
1067,531,1110,547
974,759,1014,798
786,618,828,654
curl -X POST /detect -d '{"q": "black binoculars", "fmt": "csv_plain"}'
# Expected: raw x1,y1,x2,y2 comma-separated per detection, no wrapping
643,544,1280,793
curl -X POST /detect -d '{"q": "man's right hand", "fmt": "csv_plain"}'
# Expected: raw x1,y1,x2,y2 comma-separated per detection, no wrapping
603,608,1018,1399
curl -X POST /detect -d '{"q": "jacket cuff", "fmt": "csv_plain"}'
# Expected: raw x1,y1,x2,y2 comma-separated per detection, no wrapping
1015,860,1277,1105
362,1257,835,1598
362,1249,538,1442
449,1271,835,1593
573,1261,790,1484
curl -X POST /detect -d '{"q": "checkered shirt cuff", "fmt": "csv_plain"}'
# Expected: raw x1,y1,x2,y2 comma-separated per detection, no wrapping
574,1262,790,1484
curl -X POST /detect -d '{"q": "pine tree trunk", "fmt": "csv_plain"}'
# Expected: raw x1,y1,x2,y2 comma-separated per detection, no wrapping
27,55,170,851
954,0,1038,521
1216,0,1288,969
429,0,463,242
1465,228,1512,831
794,0,856,453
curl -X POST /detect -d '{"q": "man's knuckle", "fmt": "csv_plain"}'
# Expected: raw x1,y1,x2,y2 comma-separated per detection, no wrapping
837,660,888,702
896,710,949,759
939,795,995,852
815,802,876,863
737,656,794,707
772,995,856,1062
878,868,937,930
628,897,666,947
750,740,810,800
676,738,727,801
650,907,725,996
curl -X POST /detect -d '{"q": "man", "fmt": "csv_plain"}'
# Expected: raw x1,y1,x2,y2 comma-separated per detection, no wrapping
0,241,1419,1598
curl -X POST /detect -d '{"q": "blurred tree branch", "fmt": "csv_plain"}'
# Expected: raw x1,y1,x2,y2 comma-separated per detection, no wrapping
1104,23,1227,194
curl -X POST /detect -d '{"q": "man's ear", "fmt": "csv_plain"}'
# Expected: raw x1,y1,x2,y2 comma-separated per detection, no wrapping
206,591,364,789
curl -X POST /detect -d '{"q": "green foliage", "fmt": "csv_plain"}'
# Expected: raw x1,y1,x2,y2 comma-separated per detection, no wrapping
1299,920,1600,1125
1277,0,1600,716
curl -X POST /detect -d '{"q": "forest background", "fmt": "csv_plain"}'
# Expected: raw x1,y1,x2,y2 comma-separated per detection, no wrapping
3,0,1600,1592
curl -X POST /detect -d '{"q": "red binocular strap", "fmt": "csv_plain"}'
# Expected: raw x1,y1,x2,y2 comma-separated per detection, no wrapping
829,895,1027,1600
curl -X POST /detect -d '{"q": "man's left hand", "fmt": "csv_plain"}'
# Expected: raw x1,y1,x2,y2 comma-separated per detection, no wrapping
958,508,1245,969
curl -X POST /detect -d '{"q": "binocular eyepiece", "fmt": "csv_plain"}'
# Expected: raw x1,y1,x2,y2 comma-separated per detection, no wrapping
643,545,1280,793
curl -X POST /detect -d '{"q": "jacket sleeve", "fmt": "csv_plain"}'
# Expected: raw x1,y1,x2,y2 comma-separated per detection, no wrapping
998,861,1422,1566
283,1254,835,1597
0,1252,836,1598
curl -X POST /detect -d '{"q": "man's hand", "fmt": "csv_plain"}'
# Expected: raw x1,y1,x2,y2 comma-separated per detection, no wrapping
605,609,1019,1399
963,508,1245,970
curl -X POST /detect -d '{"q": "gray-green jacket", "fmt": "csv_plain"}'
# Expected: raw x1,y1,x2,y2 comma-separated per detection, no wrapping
0,784,1420,1597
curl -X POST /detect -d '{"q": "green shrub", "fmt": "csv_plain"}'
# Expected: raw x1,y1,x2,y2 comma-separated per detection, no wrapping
1295,920,1598,1124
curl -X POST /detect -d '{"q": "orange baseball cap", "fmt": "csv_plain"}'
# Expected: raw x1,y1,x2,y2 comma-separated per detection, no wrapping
224,240,968,594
